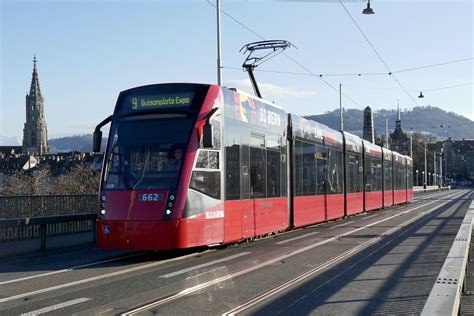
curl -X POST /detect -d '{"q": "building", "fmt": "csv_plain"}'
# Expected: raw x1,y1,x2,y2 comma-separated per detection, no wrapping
22,56,50,155
389,104,410,156
363,106,375,143
431,138,474,183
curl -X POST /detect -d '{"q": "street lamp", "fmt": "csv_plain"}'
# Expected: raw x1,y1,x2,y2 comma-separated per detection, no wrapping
362,0,375,15
428,173,431,186
422,171,425,188
416,170,419,187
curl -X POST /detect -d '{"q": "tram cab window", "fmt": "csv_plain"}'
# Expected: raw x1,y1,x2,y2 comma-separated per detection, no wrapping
189,112,222,199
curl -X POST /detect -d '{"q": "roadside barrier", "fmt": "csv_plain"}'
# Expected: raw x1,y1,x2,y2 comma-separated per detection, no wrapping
0,214,96,251
421,199,473,316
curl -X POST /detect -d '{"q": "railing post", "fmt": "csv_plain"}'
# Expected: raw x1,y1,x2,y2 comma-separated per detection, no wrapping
40,224,47,251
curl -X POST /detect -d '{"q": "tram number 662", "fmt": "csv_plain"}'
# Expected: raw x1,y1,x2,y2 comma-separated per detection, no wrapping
139,193,164,202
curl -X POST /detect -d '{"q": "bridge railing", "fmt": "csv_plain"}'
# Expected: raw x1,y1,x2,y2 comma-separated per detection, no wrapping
0,194,98,250
0,213,97,251
0,194,98,219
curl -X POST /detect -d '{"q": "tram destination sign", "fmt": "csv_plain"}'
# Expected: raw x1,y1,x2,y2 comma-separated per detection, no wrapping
123,92,195,113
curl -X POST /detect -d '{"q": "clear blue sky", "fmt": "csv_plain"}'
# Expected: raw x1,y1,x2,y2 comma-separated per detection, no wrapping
1,0,472,144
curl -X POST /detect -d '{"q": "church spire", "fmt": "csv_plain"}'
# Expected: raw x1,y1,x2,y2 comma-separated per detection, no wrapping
395,99,402,130
23,55,49,155
29,55,43,101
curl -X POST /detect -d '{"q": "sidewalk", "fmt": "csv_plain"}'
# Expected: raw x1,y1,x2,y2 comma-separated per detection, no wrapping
0,231,94,258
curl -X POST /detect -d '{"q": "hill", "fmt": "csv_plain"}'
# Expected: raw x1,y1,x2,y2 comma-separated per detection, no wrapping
49,134,106,153
305,106,474,140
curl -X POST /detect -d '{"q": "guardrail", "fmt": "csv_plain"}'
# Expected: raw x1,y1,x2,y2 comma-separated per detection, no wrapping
0,213,97,251
421,199,474,316
414,186,451,193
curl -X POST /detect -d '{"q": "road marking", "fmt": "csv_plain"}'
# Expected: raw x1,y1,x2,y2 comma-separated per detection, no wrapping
159,252,251,278
364,214,377,219
20,297,91,316
331,221,352,229
122,190,467,315
0,252,146,285
276,232,319,245
0,251,204,303
223,191,470,315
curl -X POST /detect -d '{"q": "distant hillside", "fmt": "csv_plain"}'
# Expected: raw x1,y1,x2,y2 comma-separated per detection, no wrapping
306,106,474,140
49,134,106,153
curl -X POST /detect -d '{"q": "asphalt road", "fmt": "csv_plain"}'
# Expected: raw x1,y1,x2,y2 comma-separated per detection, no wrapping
0,189,471,316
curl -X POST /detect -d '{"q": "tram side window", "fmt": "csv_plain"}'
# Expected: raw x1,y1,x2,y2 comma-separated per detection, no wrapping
295,141,303,196
225,144,240,200
364,156,372,192
375,159,383,191
384,160,392,191
302,142,317,196
316,146,327,194
250,135,266,198
407,166,413,189
327,149,343,194
347,153,362,193
267,149,280,197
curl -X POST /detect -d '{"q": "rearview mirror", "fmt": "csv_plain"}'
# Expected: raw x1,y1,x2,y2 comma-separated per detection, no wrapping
93,130,102,152
203,122,213,148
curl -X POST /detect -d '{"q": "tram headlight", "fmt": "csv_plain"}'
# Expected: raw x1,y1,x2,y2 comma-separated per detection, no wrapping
168,202,173,208
101,195,106,202
169,195,175,201
101,209,106,215
165,209,171,215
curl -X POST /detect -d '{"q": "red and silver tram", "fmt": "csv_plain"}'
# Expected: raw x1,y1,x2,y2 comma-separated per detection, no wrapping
93,83,413,250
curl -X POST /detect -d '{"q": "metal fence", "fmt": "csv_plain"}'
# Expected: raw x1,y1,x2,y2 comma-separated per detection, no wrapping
0,194,98,219
0,194,98,244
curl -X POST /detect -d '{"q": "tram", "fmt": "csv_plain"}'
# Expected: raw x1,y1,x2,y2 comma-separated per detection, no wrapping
93,83,413,250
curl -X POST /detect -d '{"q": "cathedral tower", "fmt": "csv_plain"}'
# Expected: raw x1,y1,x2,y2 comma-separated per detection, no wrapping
22,56,49,155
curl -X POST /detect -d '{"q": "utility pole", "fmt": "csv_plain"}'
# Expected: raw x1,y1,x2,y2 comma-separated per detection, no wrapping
424,143,427,189
385,118,389,148
433,150,437,186
439,147,443,188
339,84,343,131
216,0,222,86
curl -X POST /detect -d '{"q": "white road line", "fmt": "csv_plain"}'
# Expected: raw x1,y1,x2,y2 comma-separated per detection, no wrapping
276,232,319,245
159,252,251,278
331,222,352,229
20,297,91,316
0,252,146,286
122,190,468,315
0,251,203,303
364,214,377,219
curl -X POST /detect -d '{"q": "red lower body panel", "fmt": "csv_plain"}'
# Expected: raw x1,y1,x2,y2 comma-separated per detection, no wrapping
365,191,383,211
346,192,363,216
254,197,289,235
293,195,325,228
393,189,407,205
326,193,345,220
97,220,179,250
407,189,413,202
384,190,393,207
174,218,224,248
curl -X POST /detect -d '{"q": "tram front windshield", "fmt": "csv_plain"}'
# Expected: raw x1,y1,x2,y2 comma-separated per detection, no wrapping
102,115,193,190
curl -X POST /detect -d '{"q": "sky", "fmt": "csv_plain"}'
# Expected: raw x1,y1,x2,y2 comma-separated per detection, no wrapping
0,0,472,144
